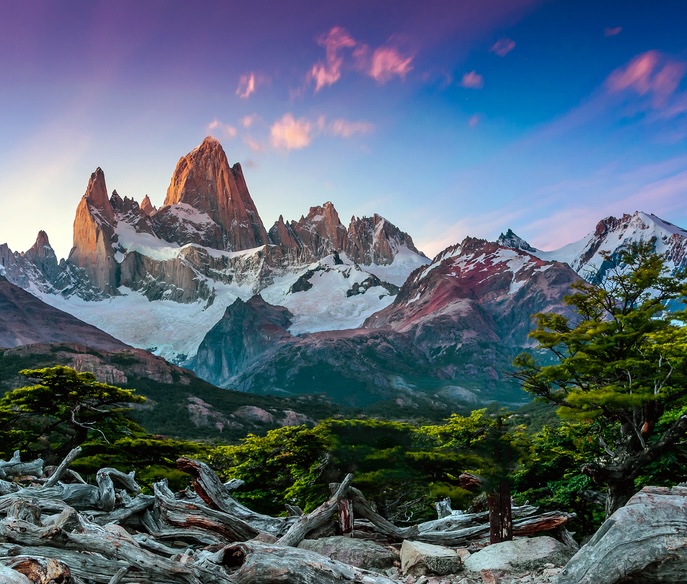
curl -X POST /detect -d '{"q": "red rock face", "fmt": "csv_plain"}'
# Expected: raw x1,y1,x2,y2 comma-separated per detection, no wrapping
140,195,155,216
163,136,269,251
67,168,119,294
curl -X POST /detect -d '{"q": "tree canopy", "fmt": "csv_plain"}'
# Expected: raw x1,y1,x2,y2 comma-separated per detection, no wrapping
0,365,145,461
514,242,687,515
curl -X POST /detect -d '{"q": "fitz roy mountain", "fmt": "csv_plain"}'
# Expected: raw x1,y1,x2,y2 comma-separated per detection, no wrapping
2,136,687,409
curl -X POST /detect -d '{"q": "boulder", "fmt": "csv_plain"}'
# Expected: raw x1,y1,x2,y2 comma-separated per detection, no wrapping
464,536,573,573
555,486,687,584
298,536,397,570
400,540,468,576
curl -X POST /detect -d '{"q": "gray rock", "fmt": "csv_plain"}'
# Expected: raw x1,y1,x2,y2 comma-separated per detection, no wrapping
298,536,398,570
400,540,467,576
464,537,573,572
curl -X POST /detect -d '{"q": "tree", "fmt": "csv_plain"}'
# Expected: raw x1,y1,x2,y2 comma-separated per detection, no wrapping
0,366,145,461
514,242,687,516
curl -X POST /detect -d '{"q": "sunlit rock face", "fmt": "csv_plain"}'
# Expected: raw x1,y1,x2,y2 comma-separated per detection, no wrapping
162,136,269,251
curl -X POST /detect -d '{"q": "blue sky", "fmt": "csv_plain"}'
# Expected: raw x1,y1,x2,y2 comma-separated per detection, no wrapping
1,0,686,259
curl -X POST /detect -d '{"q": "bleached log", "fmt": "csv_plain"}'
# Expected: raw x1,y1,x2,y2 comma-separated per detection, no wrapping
418,504,539,533
277,474,354,547
153,480,260,542
0,451,43,480
349,487,419,540
43,446,82,487
202,541,400,584
3,557,72,584
0,564,32,584
176,457,289,535
141,509,223,546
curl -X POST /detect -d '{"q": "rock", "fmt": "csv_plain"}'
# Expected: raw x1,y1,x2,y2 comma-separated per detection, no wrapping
140,194,156,215
163,136,269,251
299,536,398,570
554,485,687,584
68,167,119,294
400,540,467,576
464,537,573,573
347,213,424,266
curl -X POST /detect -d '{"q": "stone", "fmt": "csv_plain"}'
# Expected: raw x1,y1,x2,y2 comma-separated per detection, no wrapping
298,536,398,570
401,540,465,576
464,536,573,573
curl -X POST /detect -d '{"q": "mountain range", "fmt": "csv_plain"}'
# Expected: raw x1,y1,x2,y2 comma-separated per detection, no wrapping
2,136,686,412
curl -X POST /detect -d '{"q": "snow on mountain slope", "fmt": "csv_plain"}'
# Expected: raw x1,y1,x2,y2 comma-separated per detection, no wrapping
533,211,687,280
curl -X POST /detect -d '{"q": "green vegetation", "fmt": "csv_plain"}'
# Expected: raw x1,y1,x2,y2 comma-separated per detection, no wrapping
514,242,687,516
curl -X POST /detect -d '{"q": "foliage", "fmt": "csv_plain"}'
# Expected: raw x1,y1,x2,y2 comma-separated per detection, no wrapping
514,242,687,515
0,366,144,461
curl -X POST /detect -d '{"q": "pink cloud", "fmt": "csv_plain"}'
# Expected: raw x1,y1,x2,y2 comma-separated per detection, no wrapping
368,47,413,83
236,73,256,99
460,71,484,89
604,26,622,37
328,119,374,137
491,38,516,57
243,137,264,152
468,114,481,127
607,51,686,107
207,119,237,138
241,114,259,129
270,114,313,150
308,26,357,91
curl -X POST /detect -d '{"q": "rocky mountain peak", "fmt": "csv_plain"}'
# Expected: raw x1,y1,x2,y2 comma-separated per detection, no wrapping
162,136,268,251
497,229,537,253
83,167,115,224
140,195,155,216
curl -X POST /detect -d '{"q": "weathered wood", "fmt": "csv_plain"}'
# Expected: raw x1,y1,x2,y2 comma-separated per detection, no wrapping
0,563,32,584
207,541,400,584
43,446,82,488
277,474,354,547
0,451,44,480
417,503,538,533
349,487,419,540
153,480,260,542
338,498,354,536
176,457,289,535
4,556,72,584
555,486,687,584
488,480,512,543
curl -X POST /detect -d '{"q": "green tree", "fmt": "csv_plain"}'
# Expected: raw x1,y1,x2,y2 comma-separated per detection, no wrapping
514,243,687,516
0,366,145,461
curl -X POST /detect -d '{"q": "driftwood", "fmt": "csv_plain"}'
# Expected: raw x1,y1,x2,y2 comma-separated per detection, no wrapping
555,485,687,584
0,451,44,480
0,448,577,583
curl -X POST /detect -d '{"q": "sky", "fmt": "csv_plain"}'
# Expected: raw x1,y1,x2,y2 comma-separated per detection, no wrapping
1,0,687,261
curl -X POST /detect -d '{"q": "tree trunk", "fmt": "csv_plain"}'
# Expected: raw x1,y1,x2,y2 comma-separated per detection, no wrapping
487,480,512,543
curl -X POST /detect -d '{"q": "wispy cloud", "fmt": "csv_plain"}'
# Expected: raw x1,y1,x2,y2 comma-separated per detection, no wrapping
368,47,413,83
236,73,256,99
308,26,357,91
460,71,484,89
606,50,686,108
207,119,237,138
468,114,481,127
270,113,373,150
306,26,414,91
604,26,622,37
270,114,313,150
241,114,260,129
244,137,264,152
491,38,516,57
327,119,374,137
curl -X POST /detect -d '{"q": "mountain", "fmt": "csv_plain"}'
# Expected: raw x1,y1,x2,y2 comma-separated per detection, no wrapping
0,137,428,369
496,212,687,283
192,238,580,407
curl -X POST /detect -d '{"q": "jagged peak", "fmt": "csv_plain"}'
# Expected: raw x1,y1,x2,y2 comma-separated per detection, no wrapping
140,195,155,216
33,230,51,248
497,228,537,252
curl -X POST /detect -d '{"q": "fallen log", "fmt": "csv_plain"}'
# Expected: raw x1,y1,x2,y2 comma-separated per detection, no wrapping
277,474,354,547
555,486,687,584
349,487,419,540
0,451,44,480
204,541,400,584
176,457,290,536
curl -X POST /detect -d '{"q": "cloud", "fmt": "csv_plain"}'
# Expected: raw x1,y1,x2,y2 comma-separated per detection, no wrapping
207,119,237,138
270,114,313,150
606,51,686,107
327,119,374,137
308,26,357,91
491,38,516,57
241,114,260,129
460,71,484,89
604,26,622,37
236,73,256,99
307,26,414,90
468,114,481,127
244,137,264,152
368,47,413,83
